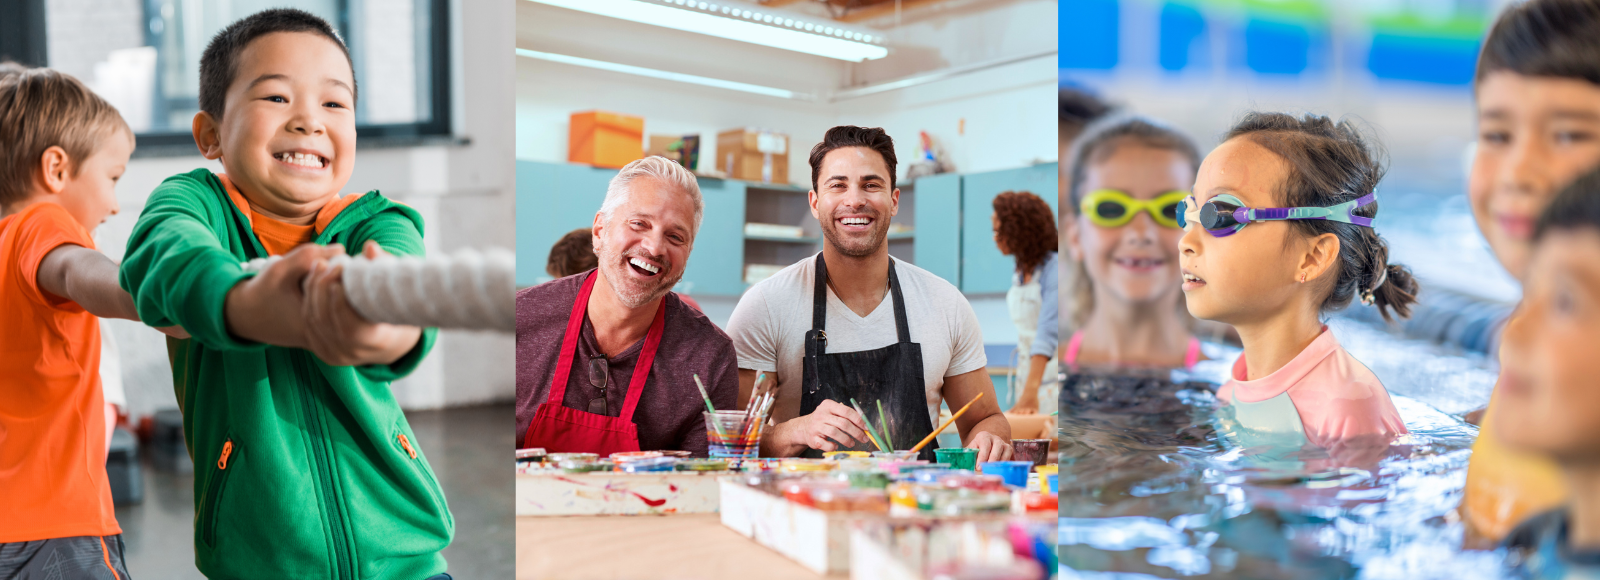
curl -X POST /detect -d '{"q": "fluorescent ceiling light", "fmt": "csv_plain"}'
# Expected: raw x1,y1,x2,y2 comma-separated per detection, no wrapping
517,48,814,100
528,0,889,62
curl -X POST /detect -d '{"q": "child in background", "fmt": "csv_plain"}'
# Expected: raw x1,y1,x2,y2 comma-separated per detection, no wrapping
0,67,175,579
1459,0,1600,543
1496,167,1600,579
116,9,453,579
1061,115,1205,370
1178,112,1416,451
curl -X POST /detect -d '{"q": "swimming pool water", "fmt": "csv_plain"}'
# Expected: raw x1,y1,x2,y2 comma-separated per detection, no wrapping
1057,317,1507,579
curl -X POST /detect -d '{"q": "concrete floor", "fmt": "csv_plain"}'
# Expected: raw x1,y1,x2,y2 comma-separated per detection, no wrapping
115,404,514,579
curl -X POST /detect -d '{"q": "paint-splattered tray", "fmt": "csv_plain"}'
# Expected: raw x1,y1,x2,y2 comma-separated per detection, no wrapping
515,471,731,516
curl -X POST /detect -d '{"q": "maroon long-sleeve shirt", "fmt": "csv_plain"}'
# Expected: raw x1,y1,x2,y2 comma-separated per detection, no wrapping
515,272,738,456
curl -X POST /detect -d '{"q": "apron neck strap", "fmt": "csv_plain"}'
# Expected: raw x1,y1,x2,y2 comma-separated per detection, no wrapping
549,271,669,417
811,253,912,344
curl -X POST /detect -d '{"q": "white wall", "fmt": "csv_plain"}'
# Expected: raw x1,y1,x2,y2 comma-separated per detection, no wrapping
515,0,1057,182
101,0,515,420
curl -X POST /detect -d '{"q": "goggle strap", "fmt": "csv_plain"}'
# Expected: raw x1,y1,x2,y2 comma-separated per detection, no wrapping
1238,192,1379,227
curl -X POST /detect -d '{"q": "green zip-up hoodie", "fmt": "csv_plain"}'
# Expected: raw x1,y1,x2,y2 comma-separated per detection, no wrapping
120,169,453,580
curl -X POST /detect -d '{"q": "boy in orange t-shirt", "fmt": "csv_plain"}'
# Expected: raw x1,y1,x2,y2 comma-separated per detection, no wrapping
0,67,181,578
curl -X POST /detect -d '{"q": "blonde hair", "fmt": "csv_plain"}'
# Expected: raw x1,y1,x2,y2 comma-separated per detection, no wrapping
0,68,132,206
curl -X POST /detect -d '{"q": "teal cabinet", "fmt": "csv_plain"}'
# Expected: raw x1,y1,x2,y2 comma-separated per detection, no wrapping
912,173,962,286
680,178,746,296
515,160,613,287
959,164,1058,294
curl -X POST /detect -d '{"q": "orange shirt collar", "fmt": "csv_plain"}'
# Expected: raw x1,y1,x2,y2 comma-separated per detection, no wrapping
216,173,363,236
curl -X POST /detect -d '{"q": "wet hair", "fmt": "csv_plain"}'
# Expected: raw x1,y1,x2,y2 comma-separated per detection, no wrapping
1064,114,1202,326
1476,0,1600,88
1060,86,1113,145
199,8,355,120
1223,112,1419,323
992,191,1058,278
547,228,598,278
1534,164,1600,243
0,68,132,207
809,125,898,191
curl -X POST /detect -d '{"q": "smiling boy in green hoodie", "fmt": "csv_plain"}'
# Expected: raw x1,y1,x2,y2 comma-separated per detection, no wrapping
118,9,453,580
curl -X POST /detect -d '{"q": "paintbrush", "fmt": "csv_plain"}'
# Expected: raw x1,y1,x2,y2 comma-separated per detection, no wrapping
849,398,887,452
910,392,984,453
876,399,893,449
693,374,727,439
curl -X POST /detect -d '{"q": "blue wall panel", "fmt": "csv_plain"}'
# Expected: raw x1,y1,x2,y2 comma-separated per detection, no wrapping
1061,0,1120,70
959,164,1059,294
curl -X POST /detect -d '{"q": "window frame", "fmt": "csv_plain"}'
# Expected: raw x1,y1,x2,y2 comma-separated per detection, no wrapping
124,0,453,153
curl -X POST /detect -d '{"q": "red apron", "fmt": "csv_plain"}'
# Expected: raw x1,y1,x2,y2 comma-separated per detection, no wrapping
521,272,666,455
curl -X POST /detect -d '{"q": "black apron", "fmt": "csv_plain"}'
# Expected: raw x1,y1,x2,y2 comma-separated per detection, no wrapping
800,254,938,461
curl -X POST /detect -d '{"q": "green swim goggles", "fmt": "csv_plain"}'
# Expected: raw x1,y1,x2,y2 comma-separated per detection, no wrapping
1078,189,1189,229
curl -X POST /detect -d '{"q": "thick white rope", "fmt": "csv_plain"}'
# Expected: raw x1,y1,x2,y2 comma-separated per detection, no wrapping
242,247,516,332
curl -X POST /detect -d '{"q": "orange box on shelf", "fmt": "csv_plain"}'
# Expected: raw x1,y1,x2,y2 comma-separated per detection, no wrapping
569,111,644,169
716,128,789,184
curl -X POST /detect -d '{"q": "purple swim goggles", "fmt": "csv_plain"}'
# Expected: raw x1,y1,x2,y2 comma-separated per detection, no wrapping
1177,192,1377,237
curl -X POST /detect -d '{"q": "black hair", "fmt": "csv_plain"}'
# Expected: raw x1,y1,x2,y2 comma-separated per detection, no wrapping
1534,164,1600,242
1476,0,1600,88
1059,86,1112,142
1223,112,1419,323
198,8,356,119
809,125,897,191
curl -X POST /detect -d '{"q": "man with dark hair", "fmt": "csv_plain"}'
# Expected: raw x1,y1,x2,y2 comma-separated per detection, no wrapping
727,126,1013,461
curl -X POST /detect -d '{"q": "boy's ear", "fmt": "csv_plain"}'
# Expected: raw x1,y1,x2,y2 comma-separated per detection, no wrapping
36,146,71,195
1300,232,1342,283
192,111,224,160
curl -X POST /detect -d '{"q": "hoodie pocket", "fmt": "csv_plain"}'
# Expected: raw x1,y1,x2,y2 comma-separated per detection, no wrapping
392,428,448,513
201,437,238,548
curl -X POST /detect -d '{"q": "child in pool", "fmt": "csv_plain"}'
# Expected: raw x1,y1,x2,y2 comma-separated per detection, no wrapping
1496,167,1600,579
1062,115,1206,371
1460,0,1600,543
1179,112,1418,451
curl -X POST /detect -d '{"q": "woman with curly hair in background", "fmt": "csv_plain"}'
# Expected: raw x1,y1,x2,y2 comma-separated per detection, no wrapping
993,191,1061,415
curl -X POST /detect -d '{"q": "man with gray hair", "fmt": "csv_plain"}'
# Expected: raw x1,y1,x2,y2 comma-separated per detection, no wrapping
515,156,737,457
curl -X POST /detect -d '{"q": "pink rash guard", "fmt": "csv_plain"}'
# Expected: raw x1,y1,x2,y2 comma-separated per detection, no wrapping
1216,327,1408,449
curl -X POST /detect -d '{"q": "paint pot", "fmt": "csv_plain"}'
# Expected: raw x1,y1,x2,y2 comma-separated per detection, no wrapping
1011,439,1051,467
910,468,964,484
559,458,612,473
610,451,664,468
1047,473,1058,495
781,458,835,472
620,457,679,472
979,461,1034,488
516,447,547,464
899,463,950,476
676,458,729,472
888,482,919,516
1022,491,1057,512
847,470,892,490
813,488,889,513
871,450,918,461
935,447,978,471
893,460,933,474
705,411,763,459
836,458,879,473
659,450,693,458
937,492,1011,516
549,452,598,464
824,450,870,460
939,473,1007,491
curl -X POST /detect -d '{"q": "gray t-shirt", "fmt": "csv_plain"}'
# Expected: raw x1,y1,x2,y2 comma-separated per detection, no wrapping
726,254,988,427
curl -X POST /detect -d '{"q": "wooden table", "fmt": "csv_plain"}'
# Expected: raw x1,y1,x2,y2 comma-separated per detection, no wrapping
516,514,848,580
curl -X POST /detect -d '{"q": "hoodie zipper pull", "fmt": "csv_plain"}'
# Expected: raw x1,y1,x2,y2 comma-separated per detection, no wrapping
218,440,234,470
398,434,417,459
